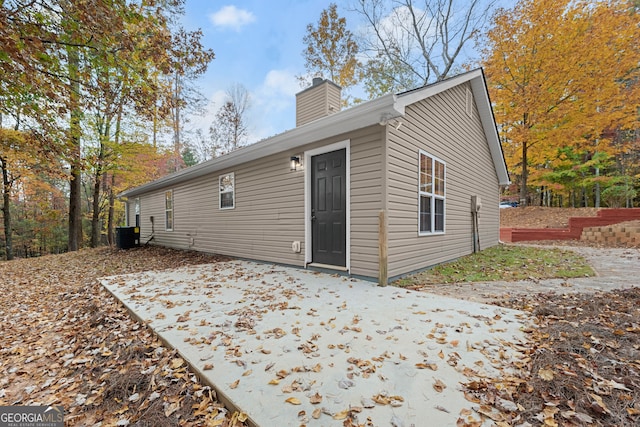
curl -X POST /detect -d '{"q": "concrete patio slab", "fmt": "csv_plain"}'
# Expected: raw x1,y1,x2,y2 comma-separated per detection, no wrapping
101,260,531,426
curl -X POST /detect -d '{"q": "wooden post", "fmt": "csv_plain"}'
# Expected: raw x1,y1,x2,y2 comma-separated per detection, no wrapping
378,210,388,286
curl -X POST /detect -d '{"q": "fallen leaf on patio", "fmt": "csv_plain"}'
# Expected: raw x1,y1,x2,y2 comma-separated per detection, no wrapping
333,409,348,420
176,312,191,322
285,397,301,405
361,398,375,408
242,370,252,377
268,379,280,385
229,379,239,389
203,363,213,370
312,408,322,419
372,394,389,405
433,379,446,392
415,362,437,370
464,391,480,403
456,418,482,427
309,392,322,404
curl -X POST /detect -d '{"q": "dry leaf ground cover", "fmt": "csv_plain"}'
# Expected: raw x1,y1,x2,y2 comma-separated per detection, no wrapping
472,288,640,427
0,247,249,427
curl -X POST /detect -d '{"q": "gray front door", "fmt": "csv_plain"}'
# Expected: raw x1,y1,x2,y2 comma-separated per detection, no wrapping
311,149,346,267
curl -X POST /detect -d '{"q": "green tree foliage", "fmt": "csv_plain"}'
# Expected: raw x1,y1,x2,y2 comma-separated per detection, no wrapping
181,146,198,167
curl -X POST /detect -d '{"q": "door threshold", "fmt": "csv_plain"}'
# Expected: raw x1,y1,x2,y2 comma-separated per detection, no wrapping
307,263,348,272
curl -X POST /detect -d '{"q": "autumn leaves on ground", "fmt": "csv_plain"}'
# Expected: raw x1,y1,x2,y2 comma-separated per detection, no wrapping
1,228,639,426
0,247,248,427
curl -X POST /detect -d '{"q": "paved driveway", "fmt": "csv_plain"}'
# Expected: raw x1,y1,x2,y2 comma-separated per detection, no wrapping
102,260,529,426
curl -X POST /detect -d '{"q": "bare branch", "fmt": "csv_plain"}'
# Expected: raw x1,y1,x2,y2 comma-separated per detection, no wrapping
355,0,497,94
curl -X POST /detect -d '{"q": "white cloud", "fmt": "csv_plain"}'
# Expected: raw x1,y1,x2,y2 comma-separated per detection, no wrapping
209,89,229,110
189,70,300,145
261,69,301,98
209,5,256,31
244,69,300,140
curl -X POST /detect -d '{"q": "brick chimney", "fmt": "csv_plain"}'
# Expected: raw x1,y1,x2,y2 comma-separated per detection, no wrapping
295,77,341,127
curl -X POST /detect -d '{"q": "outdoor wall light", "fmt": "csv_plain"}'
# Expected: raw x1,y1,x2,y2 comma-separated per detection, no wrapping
290,155,303,171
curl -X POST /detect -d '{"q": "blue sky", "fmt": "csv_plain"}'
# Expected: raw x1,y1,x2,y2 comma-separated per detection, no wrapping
179,1,358,145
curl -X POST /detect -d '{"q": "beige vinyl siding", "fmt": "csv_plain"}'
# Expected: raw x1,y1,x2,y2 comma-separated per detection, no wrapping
349,125,384,278
126,198,141,228
138,191,171,245
126,200,133,227
135,126,384,276
141,151,306,264
386,82,500,278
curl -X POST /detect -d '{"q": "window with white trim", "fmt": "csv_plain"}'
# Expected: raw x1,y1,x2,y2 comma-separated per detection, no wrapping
219,173,235,209
165,190,173,231
419,151,445,234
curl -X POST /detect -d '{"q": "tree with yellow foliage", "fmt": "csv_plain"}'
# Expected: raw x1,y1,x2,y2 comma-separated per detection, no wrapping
0,125,46,260
481,0,640,206
302,3,360,97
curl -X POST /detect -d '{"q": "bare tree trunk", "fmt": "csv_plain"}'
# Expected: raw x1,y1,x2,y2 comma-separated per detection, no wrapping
594,167,601,208
0,113,13,260
90,125,106,247
107,173,116,245
519,141,528,206
68,45,82,251
1,155,13,261
90,164,102,247
107,102,123,245
173,71,182,172
153,102,158,149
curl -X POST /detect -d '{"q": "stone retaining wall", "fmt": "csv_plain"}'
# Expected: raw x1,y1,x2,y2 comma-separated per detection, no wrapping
500,208,640,243
581,223,640,247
